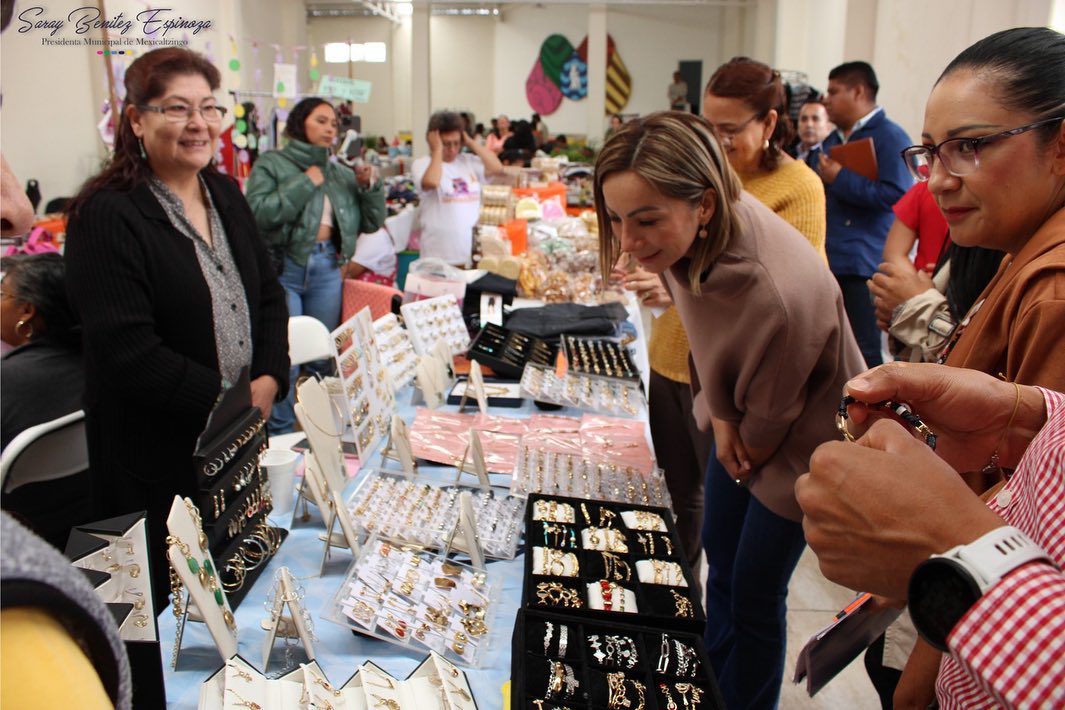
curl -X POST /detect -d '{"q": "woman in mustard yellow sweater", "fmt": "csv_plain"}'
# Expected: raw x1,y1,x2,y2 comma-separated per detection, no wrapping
620,57,826,571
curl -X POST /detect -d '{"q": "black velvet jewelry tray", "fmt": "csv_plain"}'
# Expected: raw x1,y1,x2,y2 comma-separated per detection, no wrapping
467,322,556,380
561,336,640,383
520,493,705,635
510,608,725,710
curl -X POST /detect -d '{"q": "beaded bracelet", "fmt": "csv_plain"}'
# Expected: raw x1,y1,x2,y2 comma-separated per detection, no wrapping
837,395,938,450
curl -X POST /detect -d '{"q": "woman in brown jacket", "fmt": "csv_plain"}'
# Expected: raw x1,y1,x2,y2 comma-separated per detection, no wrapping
596,112,864,709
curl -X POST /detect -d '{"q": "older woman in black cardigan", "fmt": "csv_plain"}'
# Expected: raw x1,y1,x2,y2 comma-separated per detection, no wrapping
64,48,288,606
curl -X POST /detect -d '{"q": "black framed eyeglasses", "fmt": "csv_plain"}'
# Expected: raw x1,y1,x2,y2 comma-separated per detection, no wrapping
138,103,228,123
900,115,1065,181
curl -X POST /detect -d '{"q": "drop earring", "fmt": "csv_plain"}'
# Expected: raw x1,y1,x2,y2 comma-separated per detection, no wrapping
697,224,708,239
762,138,770,151
138,138,147,160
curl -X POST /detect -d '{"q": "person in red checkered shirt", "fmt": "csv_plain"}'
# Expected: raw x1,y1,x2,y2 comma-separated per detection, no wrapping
797,362,1065,709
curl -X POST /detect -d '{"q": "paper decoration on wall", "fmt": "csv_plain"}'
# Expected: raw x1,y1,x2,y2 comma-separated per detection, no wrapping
560,53,588,100
539,34,574,89
273,64,297,98
526,61,563,116
527,33,630,115
577,35,632,115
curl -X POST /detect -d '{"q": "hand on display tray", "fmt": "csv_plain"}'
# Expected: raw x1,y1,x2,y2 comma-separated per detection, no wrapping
867,261,935,332
251,375,280,422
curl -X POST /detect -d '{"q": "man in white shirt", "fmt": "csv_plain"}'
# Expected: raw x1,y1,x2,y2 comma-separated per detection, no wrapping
412,111,504,266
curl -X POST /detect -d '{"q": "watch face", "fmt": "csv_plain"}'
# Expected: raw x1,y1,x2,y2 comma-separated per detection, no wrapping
909,558,982,653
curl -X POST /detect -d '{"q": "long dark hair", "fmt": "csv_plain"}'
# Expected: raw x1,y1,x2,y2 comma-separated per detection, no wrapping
66,48,221,223
283,97,334,143
705,57,794,171
939,242,1005,321
1,253,80,348
939,27,1065,145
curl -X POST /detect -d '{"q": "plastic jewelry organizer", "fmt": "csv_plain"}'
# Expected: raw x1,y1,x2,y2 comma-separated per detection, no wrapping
520,362,647,417
400,294,471,356
510,442,672,509
345,469,526,560
331,307,398,459
324,535,500,668
374,312,419,389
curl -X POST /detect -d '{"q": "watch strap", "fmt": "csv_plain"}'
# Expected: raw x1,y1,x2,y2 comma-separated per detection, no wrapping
943,526,1050,594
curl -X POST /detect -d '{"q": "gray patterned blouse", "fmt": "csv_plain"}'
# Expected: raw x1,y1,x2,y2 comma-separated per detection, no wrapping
148,175,252,386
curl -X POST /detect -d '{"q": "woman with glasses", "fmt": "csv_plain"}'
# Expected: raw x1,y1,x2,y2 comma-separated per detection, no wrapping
600,112,864,710
64,48,289,609
245,97,386,434
879,27,1065,710
617,56,827,612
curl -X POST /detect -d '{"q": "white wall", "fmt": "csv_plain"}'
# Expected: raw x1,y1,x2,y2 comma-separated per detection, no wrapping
429,16,495,127
775,0,847,89
0,0,306,210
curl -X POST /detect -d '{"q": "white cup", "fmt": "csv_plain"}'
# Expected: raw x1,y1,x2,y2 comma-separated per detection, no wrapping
260,448,300,516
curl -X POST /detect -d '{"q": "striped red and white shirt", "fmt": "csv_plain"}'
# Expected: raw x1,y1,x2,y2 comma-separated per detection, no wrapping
936,388,1065,709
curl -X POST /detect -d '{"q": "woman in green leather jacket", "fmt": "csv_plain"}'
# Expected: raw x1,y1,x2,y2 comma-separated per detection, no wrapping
246,97,386,433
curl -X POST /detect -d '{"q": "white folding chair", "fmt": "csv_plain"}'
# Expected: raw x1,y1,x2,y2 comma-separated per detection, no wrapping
0,410,88,494
288,315,333,367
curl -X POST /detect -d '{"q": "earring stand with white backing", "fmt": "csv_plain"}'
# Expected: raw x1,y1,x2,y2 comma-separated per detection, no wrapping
414,352,450,409
165,496,238,667
295,378,348,497
443,491,487,571
456,361,489,415
260,567,316,670
316,487,362,575
378,414,419,477
454,428,492,492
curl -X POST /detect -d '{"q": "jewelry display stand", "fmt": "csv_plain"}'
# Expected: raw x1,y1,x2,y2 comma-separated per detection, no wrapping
260,567,316,670
66,511,167,708
509,609,724,710
200,653,479,709
324,535,500,668
166,496,238,666
415,352,450,409
454,429,492,490
378,414,419,476
400,294,471,356
520,362,646,417
332,307,397,460
455,361,489,415
442,492,487,571
346,466,525,560
374,312,419,389
294,377,349,497
510,443,672,508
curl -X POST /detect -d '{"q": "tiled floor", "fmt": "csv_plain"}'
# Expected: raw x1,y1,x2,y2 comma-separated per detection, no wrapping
780,548,881,708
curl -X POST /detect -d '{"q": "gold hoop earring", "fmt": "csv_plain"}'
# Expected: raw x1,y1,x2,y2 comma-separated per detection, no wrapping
14,319,33,340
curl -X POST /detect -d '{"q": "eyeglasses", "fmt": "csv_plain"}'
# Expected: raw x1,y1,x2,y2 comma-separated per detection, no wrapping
900,115,1065,181
708,113,762,146
138,103,228,123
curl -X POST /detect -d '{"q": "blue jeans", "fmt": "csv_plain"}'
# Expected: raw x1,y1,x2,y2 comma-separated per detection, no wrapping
703,450,807,710
836,274,883,368
268,244,343,434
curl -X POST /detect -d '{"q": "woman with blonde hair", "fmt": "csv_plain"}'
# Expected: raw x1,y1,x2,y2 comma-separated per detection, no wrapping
597,111,862,708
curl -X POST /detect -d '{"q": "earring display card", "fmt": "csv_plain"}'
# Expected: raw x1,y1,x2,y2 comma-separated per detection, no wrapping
324,535,499,668
562,336,640,382
510,609,724,710
448,377,525,408
467,323,556,380
520,493,704,634
520,363,646,417
346,469,526,559
332,307,398,460
374,312,419,389
401,294,472,357
68,513,156,642
510,444,671,509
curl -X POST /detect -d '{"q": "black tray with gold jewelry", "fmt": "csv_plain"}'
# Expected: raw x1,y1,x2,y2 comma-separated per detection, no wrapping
520,493,705,635
510,607,724,710
467,323,556,380
562,336,640,383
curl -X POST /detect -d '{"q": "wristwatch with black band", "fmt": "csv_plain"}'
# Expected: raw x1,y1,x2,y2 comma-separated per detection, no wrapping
908,525,1051,652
